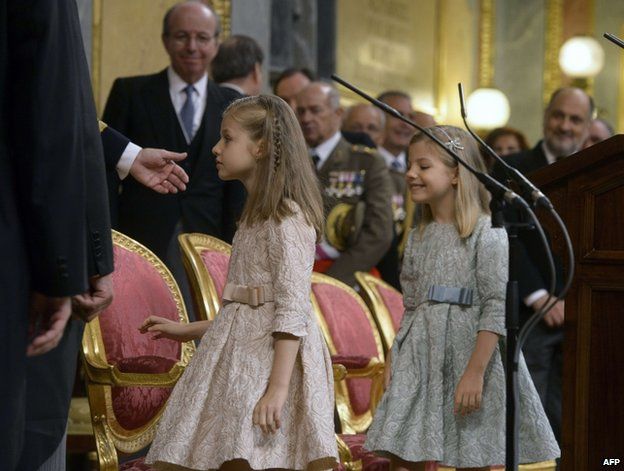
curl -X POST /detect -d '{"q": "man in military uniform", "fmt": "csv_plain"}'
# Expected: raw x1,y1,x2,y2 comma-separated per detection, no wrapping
296,81,394,287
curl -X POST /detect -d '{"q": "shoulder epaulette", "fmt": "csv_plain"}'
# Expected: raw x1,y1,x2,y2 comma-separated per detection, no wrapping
351,144,375,154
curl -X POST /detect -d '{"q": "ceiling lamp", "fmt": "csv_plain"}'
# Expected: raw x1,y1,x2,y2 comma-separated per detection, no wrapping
559,36,605,79
466,88,511,130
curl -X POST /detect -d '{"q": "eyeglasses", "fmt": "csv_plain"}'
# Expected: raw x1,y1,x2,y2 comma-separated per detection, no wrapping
167,31,219,46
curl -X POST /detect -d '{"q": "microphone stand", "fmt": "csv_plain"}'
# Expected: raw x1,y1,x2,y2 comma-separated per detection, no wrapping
457,84,574,470
331,74,557,471
604,32,624,49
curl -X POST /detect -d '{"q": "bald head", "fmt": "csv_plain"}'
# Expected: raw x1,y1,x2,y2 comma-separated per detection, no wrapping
162,1,220,84
410,110,436,128
342,104,385,147
543,87,593,157
583,118,614,149
295,82,343,147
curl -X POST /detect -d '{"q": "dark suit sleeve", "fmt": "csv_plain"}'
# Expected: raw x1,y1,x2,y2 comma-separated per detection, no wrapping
99,120,130,171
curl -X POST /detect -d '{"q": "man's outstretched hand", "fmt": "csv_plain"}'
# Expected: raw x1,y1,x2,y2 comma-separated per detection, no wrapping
130,148,189,194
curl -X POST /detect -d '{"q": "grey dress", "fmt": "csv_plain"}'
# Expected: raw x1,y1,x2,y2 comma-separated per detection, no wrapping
365,216,560,468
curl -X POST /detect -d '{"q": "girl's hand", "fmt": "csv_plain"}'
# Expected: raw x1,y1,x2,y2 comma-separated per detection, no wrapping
139,315,194,342
383,350,392,390
252,385,288,434
454,369,484,416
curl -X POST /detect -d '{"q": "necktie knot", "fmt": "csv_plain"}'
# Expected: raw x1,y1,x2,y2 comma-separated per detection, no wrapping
390,159,403,172
311,154,321,168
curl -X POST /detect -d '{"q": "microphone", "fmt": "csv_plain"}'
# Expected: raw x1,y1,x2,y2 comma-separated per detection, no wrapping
457,83,553,210
604,32,624,49
330,74,529,211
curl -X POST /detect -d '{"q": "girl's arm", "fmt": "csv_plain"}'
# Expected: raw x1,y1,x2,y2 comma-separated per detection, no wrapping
252,333,301,434
253,216,316,433
139,316,211,342
454,330,499,415
455,223,509,415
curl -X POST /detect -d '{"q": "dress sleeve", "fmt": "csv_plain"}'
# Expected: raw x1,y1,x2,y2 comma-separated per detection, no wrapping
267,213,316,337
475,222,509,336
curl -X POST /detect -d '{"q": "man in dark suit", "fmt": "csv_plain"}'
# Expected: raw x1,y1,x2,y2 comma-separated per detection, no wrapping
0,0,115,468
212,34,264,96
296,82,394,288
102,1,245,280
19,123,189,471
493,87,593,443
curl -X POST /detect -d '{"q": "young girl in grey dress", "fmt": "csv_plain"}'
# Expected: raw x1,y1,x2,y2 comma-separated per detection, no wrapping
139,96,338,470
365,126,560,470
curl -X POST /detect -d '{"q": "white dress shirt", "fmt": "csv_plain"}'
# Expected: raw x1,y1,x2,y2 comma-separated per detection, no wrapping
167,67,208,143
309,131,342,170
378,146,407,173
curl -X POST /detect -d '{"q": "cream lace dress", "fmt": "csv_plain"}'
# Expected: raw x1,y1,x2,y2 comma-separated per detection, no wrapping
146,203,338,470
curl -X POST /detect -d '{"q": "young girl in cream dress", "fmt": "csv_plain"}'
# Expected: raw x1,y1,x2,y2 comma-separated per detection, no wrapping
141,95,338,471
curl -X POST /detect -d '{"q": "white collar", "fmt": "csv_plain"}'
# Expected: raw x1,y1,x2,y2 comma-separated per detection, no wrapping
310,131,342,168
167,67,208,98
378,146,406,171
541,141,557,165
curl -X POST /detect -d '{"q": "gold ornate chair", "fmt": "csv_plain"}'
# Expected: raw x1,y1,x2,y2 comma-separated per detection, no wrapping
178,233,232,321
310,272,389,470
355,271,405,353
82,230,195,470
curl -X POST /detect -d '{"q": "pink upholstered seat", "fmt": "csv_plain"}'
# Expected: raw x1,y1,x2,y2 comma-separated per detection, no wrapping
355,272,405,352
376,284,404,331
199,250,230,299
310,273,385,436
178,233,232,321
82,230,194,470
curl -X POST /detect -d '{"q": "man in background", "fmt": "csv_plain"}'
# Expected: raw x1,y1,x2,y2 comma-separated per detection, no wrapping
494,87,594,444
296,82,393,287
212,34,264,96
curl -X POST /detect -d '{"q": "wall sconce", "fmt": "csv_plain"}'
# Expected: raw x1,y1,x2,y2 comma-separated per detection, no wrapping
559,36,605,88
466,87,511,131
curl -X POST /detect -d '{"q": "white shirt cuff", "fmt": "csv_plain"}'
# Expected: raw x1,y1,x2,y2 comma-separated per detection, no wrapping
116,142,142,180
524,289,548,307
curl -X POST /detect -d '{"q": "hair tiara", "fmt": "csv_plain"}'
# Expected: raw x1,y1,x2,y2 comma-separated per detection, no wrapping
437,127,464,153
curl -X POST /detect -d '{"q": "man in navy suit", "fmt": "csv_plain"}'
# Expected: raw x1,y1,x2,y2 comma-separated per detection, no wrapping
493,87,593,443
103,1,245,274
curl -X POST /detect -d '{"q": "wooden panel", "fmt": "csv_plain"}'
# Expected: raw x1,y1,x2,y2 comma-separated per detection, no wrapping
530,135,624,470
579,169,624,263
593,184,624,251
588,287,624,467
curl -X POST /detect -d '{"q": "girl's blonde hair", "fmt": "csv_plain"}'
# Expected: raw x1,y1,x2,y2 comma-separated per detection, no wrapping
410,125,490,238
223,95,324,239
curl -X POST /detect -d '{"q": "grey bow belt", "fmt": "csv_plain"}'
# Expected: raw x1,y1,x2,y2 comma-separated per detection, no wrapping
222,283,274,307
427,285,473,306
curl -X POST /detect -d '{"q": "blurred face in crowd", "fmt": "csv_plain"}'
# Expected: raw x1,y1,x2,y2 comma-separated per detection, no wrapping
342,104,384,147
543,88,591,157
162,3,219,84
275,72,311,110
583,119,613,149
296,83,343,148
381,95,415,155
492,133,523,156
